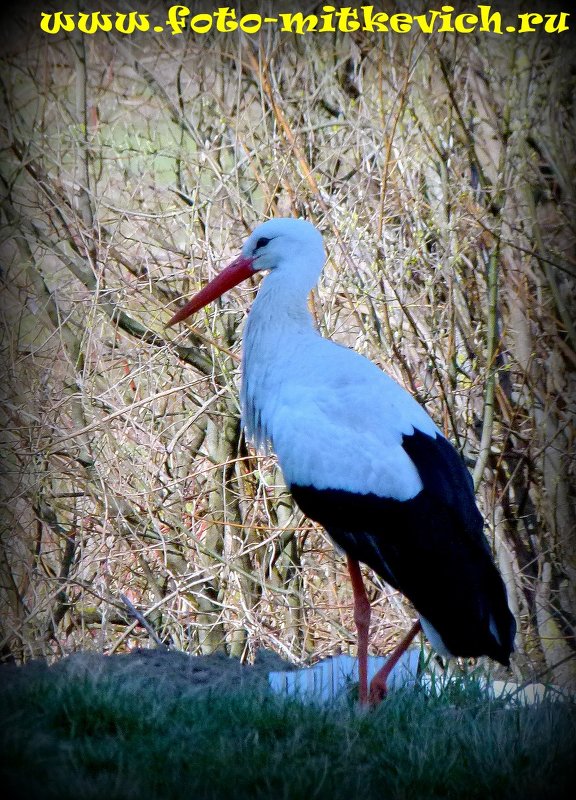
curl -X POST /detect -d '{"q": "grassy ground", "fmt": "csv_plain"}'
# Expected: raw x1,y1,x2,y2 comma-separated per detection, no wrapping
1,661,574,800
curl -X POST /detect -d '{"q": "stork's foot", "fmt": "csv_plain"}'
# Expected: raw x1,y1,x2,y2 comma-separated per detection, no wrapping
366,620,423,707
368,675,388,705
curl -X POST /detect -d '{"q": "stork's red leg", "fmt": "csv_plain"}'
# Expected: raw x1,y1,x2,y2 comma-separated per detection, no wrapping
369,620,422,704
346,556,371,705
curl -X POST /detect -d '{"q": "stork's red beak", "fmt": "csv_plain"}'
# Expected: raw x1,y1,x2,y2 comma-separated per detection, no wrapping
166,255,255,327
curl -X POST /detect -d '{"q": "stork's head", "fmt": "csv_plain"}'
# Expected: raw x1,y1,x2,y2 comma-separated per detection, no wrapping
167,218,325,326
241,217,325,274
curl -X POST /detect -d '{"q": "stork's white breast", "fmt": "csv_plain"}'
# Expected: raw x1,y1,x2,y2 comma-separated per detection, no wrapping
244,335,440,501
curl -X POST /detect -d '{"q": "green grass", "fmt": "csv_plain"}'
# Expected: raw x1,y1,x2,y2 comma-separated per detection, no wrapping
1,669,574,800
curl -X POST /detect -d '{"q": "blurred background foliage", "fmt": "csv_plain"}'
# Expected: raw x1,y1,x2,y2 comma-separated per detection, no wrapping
0,1,574,688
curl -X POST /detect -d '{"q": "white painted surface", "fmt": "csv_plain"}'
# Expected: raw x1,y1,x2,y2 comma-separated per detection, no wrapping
268,652,572,707
268,649,422,703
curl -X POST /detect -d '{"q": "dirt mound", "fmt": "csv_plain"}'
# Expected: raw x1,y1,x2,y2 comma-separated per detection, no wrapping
1,647,295,695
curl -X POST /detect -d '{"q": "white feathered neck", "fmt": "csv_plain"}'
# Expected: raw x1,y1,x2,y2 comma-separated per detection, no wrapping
241,257,321,449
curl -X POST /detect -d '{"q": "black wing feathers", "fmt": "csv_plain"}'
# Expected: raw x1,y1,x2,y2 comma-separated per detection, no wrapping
290,429,516,665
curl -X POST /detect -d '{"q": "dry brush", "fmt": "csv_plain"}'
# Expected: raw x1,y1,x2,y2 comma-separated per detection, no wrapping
0,5,574,688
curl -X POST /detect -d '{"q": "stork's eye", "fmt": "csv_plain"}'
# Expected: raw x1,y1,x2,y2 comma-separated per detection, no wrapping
255,236,271,251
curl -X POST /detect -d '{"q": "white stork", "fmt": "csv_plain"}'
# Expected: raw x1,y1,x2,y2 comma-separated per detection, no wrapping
168,218,516,704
